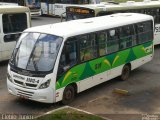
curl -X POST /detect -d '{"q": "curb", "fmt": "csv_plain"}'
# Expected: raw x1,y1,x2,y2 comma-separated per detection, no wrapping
35,106,111,120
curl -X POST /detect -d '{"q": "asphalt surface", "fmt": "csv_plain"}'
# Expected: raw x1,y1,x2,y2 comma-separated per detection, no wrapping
0,16,160,119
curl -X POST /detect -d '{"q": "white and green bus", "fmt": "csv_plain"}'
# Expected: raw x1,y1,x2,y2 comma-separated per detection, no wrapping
65,0,160,45
0,6,31,62
7,13,154,104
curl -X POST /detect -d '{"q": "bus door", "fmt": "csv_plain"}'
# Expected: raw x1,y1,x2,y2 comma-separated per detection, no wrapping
48,0,55,15
41,0,49,14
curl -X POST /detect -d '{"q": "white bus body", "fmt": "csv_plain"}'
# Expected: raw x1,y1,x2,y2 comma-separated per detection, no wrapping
7,13,154,103
0,6,31,62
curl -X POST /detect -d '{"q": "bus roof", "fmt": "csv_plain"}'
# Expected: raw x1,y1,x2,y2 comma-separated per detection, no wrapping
67,0,160,13
25,13,153,38
0,5,29,14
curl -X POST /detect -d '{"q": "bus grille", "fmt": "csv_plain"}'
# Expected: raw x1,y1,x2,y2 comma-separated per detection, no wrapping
16,88,34,99
14,79,23,86
14,79,37,88
26,83,37,88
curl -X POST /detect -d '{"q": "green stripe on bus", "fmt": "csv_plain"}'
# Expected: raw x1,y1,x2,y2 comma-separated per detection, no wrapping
56,41,153,90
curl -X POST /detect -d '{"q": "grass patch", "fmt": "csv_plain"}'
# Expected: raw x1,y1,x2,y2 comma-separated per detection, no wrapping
34,107,104,120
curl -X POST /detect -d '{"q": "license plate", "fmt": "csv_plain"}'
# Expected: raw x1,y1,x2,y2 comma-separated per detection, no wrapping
19,95,29,99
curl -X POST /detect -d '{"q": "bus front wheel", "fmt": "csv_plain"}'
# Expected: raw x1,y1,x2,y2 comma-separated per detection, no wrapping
62,85,75,104
120,64,131,81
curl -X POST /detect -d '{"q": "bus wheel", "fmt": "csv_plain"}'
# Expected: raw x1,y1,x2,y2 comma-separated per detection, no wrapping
120,64,131,81
62,85,75,104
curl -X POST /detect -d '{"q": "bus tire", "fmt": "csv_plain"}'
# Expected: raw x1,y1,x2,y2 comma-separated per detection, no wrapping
62,85,75,105
120,64,131,81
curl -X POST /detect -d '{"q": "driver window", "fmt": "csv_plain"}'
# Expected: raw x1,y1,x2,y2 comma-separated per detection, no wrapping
58,38,77,75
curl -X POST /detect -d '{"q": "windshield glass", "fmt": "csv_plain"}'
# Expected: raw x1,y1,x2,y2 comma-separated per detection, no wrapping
26,0,41,8
11,32,62,72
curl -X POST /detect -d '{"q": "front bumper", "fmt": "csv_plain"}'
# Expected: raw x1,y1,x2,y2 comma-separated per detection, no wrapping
30,11,41,16
7,79,55,103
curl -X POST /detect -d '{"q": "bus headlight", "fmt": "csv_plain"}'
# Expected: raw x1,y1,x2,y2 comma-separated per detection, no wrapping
7,72,13,83
39,79,51,89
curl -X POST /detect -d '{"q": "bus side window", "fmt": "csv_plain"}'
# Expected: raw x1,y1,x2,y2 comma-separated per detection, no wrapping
107,29,119,54
97,31,107,56
79,34,98,62
58,38,78,75
119,25,135,49
136,21,153,44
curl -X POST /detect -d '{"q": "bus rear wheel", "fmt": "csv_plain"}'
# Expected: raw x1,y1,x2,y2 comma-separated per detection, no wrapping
62,85,75,105
120,64,131,81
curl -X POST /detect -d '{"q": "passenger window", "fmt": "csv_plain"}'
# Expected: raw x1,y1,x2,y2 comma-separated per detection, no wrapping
79,34,97,62
58,38,78,74
97,32,107,56
136,21,153,44
107,29,119,54
119,25,135,49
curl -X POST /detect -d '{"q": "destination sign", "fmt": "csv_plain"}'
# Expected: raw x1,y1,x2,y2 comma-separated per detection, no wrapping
68,8,90,14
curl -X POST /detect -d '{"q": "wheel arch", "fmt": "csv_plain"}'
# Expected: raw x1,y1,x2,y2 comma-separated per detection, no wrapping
67,82,78,95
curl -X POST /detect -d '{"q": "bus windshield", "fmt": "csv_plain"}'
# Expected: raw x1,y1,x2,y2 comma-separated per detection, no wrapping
11,33,62,72
26,0,41,9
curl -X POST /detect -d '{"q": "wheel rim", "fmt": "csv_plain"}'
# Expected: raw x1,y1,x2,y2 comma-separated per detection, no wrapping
65,89,72,100
64,87,74,102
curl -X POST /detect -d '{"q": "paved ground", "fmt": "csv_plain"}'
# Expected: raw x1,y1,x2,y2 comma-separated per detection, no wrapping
0,16,160,120
31,16,60,26
73,46,160,120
